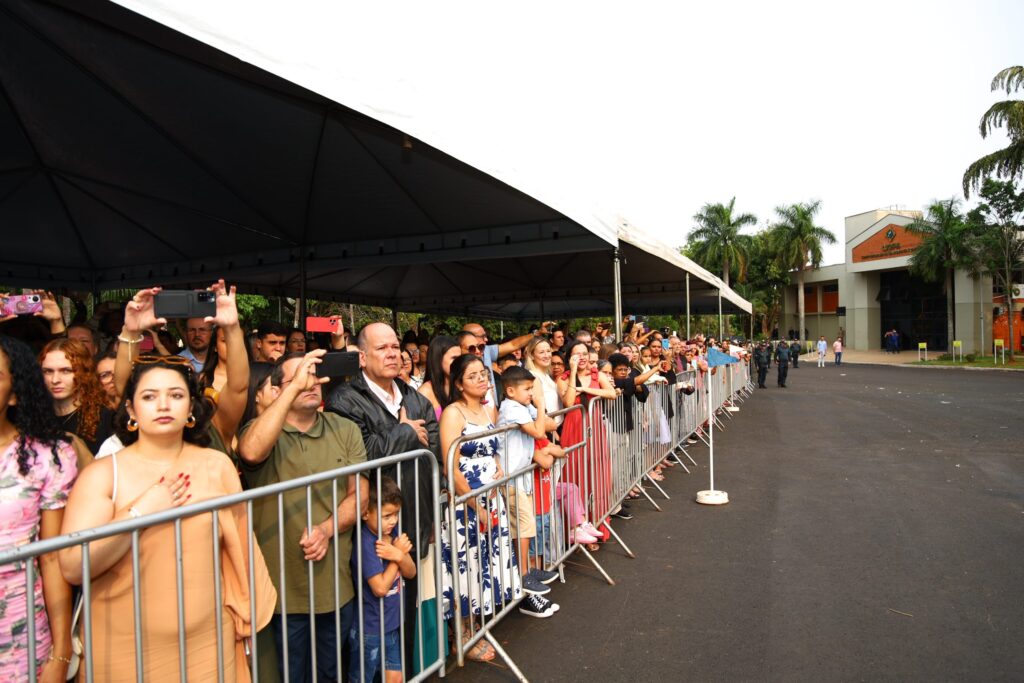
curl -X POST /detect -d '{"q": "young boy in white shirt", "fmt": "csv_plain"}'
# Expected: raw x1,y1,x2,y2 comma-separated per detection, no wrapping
497,366,564,614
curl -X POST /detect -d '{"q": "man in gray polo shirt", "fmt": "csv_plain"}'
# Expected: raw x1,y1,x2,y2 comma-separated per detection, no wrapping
239,349,366,683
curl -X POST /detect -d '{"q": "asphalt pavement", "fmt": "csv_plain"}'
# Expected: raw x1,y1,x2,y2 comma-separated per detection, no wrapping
440,362,1024,682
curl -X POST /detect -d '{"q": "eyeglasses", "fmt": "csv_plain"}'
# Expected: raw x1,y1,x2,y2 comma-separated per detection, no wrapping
133,354,194,372
463,344,485,353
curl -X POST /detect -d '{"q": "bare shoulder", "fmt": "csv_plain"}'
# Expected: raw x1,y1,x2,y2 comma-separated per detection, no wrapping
75,455,114,490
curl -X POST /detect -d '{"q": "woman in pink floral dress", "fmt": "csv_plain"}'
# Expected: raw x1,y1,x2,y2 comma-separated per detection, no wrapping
0,335,77,681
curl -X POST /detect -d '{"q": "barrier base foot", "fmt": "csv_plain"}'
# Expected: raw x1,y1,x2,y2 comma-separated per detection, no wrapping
484,631,529,682
725,406,740,412
601,520,636,559
696,489,730,505
669,452,690,473
578,545,616,585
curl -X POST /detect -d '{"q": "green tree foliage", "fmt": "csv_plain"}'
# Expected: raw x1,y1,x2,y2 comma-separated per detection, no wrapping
739,231,790,338
687,197,757,287
770,200,837,346
963,66,1024,198
964,178,1024,357
905,199,971,350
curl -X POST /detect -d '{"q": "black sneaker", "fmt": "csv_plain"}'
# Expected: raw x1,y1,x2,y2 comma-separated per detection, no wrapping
529,568,559,585
612,509,634,520
521,573,551,596
519,594,555,618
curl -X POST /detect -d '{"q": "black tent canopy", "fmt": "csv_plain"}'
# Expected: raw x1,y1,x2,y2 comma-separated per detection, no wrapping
0,0,749,321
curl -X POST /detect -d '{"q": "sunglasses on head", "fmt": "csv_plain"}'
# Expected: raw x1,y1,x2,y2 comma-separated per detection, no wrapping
133,354,194,372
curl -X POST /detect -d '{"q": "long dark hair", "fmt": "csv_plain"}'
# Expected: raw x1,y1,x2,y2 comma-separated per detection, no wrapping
0,335,69,475
114,358,214,447
241,362,281,428
563,340,590,389
197,339,220,390
448,354,485,404
424,335,457,408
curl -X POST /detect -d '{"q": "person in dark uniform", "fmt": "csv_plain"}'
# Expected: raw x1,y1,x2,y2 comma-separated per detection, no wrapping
775,340,790,387
789,338,801,368
754,341,770,388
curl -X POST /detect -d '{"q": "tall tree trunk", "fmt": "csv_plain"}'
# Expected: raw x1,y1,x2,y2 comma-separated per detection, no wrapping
945,268,955,351
797,269,806,347
1007,258,1016,359
722,256,730,288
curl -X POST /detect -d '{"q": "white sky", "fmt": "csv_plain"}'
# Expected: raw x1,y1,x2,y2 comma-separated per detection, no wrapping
130,0,1023,267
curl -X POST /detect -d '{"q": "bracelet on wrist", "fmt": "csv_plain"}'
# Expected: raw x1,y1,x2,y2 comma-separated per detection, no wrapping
48,654,72,664
118,332,144,344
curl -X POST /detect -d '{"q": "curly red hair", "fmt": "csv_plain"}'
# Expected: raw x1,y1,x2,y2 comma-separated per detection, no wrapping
39,338,107,444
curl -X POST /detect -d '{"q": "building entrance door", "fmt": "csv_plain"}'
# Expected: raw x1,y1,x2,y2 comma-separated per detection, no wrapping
878,270,949,351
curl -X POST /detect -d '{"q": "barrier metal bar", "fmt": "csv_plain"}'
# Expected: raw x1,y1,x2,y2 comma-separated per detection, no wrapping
0,449,443,683
445,403,596,679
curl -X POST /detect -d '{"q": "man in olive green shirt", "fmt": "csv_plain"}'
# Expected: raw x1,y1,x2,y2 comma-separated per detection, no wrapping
239,350,366,683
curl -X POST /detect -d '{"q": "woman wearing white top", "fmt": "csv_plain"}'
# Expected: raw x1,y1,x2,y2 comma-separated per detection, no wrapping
523,336,563,429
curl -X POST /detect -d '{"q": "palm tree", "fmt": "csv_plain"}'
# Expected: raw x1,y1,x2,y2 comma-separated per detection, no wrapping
771,200,837,347
904,199,970,350
963,66,1024,198
688,197,757,287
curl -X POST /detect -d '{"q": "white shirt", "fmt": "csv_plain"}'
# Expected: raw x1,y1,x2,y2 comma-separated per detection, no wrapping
497,399,537,493
363,372,403,419
817,340,828,354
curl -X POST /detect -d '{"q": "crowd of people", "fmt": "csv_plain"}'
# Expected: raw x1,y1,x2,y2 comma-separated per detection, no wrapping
0,286,747,681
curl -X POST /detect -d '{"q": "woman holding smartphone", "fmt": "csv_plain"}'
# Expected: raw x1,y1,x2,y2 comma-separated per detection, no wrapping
58,294,275,680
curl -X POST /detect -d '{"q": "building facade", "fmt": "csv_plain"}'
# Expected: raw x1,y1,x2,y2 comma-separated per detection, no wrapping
778,209,1018,354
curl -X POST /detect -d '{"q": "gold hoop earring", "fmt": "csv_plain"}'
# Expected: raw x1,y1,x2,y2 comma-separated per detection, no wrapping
185,414,197,428
126,417,138,432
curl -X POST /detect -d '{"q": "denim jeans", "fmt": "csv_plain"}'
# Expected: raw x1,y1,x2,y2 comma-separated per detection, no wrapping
273,601,355,683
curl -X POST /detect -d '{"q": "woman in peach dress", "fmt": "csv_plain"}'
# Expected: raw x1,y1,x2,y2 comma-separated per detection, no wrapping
58,286,275,682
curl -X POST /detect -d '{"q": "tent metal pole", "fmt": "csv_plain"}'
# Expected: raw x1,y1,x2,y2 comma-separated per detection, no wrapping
298,249,307,328
349,304,355,339
685,273,690,341
718,288,723,339
391,308,399,334
612,248,623,342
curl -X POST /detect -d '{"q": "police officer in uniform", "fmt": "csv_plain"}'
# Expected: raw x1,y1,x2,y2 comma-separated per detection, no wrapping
775,340,790,387
754,341,771,388
789,338,801,368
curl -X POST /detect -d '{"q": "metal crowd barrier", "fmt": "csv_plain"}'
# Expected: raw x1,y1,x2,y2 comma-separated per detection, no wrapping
3,359,760,683
0,450,443,683
444,403,596,681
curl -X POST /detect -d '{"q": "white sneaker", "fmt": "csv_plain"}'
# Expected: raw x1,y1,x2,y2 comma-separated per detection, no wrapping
519,594,556,618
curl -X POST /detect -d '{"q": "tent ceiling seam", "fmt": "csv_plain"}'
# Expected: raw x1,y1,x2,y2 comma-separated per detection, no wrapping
3,4,296,245
0,167,34,205
337,114,444,234
54,172,191,260
299,110,329,247
0,62,97,270
50,167,290,242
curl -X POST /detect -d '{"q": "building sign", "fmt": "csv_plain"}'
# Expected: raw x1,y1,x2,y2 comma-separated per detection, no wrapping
851,223,924,263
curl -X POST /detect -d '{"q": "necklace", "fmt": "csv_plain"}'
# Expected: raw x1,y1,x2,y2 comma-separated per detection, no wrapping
461,400,489,422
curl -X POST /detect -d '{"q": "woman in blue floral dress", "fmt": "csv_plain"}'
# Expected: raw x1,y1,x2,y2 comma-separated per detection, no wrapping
439,354,521,662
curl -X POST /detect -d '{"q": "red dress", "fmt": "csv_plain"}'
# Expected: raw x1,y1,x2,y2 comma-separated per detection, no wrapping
558,370,612,523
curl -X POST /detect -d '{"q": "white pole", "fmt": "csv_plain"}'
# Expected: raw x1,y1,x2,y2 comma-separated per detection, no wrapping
696,361,729,505
685,273,691,340
708,380,714,491
612,248,623,342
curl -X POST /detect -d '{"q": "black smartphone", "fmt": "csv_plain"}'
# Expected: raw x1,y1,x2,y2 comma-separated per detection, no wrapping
316,351,361,378
153,290,217,319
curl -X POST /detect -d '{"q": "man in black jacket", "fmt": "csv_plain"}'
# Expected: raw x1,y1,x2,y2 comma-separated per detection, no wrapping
324,322,441,556
775,340,790,388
